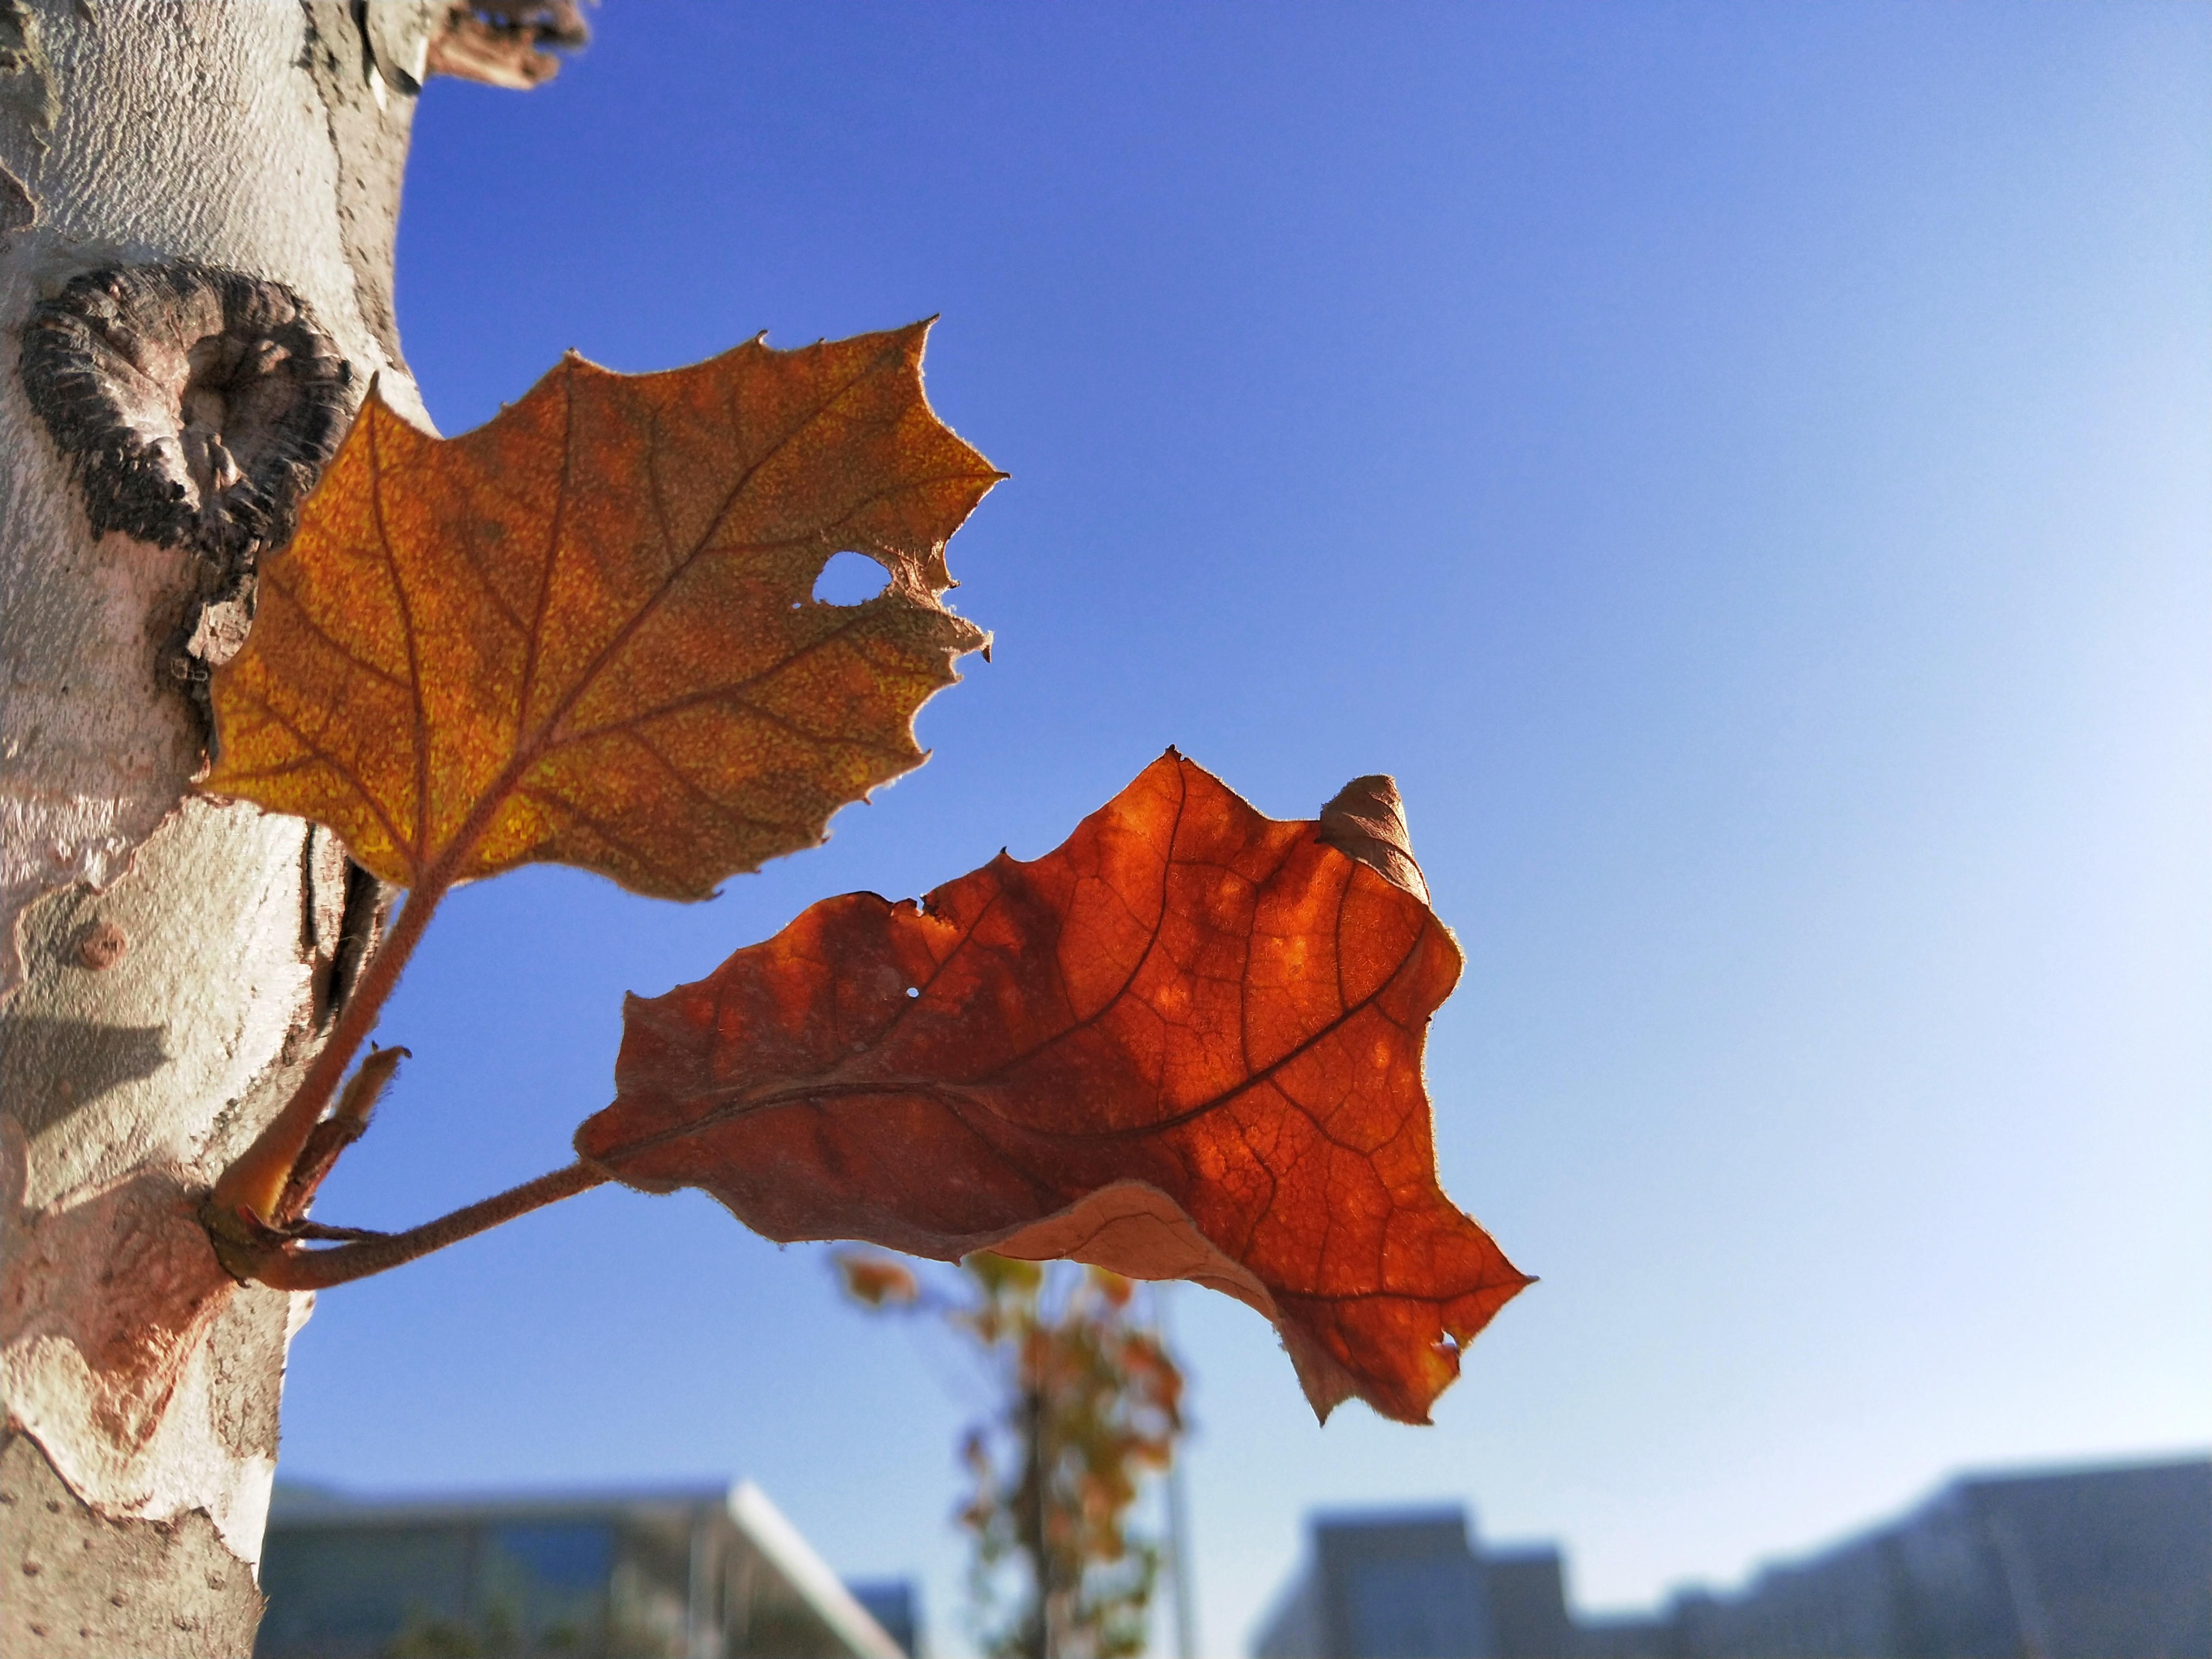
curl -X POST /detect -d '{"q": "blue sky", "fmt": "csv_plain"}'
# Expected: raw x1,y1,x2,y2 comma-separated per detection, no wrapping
276,5,2210,1651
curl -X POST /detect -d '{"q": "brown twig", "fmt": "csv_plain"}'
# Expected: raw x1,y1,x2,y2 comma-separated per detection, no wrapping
204,1160,609,1291
273,1043,411,1225
209,880,444,1226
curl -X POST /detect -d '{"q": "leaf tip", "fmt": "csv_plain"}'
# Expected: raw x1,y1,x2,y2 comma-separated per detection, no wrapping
1318,773,1431,906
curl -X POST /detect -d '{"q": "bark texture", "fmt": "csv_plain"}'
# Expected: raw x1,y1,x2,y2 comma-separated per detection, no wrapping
1,4,443,1652
1,1431,263,1659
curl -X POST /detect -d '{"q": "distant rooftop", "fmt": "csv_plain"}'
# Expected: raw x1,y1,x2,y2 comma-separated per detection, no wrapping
257,1476,907,1659
1253,1453,2212,1659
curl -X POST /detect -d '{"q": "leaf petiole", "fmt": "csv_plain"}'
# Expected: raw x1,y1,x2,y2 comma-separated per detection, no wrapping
207,878,448,1230
203,1159,608,1291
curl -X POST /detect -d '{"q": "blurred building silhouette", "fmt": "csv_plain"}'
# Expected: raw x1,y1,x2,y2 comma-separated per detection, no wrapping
845,1581,922,1659
1254,1455,2210,1659
1253,1508,1501,1658
255,1479,914,1659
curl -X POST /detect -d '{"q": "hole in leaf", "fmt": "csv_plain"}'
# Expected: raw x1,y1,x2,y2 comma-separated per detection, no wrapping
812,550,891,606
905,986,920,998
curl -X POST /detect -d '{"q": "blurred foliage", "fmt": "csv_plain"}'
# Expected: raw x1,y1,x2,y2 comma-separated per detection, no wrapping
836,1251,1184,1659
383,1599,517,1657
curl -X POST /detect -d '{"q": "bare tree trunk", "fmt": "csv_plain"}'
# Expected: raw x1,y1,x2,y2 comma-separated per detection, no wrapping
0,5,448,1652
1019,1384,1053,1659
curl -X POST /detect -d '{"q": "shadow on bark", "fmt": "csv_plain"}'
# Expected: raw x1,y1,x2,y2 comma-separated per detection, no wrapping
0,1017,168,1138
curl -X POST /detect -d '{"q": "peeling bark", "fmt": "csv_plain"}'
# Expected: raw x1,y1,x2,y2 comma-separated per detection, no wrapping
0,4,444,1652
1,1430,265,1659
426,1,589,93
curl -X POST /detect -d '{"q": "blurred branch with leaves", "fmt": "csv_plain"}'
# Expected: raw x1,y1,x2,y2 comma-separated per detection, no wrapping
835,1251,1185,1659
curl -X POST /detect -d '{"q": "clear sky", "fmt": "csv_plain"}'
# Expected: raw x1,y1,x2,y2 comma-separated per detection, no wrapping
274,4,2211,1653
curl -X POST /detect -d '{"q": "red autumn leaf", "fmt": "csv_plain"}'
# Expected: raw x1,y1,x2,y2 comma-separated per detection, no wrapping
577,752,1529,1424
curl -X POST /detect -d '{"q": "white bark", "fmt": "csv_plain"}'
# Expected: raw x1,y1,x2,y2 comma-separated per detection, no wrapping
1,3,443,1650
1,1,434,985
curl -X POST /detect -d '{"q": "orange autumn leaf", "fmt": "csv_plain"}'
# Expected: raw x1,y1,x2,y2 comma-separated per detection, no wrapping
577,752,1531,1424
204,322,995,900
834,1250,921,1309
